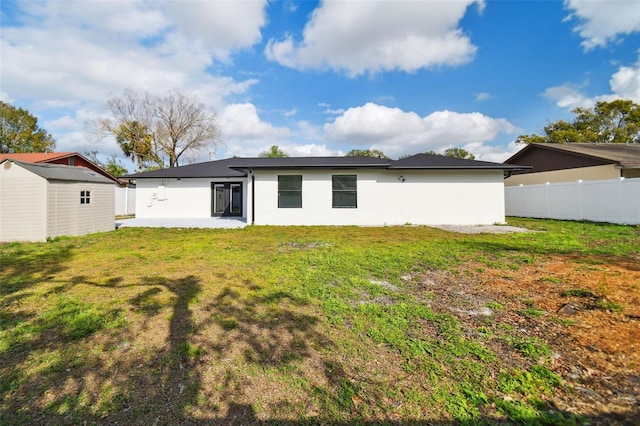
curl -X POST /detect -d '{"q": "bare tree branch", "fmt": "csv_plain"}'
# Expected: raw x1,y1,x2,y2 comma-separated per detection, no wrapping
96,89,221,169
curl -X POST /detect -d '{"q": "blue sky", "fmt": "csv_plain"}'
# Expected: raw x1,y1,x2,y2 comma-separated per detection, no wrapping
2,0,640,170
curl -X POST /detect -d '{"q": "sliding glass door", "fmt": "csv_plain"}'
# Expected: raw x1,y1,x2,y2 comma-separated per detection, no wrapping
211,182,243,217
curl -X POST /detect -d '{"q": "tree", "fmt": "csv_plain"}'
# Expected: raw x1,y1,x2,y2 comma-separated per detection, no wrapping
443,147,475,160
344,149,389,159
516,100,640,144
98,89,220,169
0,101,56,153
423,148,476,160
85,151,129,177
259,145,289,158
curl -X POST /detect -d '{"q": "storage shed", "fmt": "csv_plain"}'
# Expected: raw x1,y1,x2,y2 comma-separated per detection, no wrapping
0,159,115,242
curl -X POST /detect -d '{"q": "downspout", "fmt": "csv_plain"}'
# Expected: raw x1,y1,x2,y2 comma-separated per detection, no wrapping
251,170,255,225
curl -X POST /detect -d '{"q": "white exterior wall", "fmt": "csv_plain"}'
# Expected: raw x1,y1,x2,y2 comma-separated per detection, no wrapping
0,162,48,242
251,169,506,226
47,181,115,238
135,177,248,218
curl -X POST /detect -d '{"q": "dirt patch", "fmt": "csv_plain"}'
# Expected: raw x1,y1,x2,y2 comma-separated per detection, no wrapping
407,254,640,423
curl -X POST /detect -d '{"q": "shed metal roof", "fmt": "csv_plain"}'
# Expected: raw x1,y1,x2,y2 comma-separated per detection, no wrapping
3,160,114,184
0,152,126,184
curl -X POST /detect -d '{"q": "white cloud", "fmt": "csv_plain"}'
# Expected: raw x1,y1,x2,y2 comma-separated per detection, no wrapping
0,0,268,162
1,1,264,108
544,55,640,109
219,103,291,140
218,103,292,157
475,92,492,102
565,0,640,50
543,85,595,109
265,0,483,76
461,141,522,163
324,103,518,158
287,144,342,157
163,0,267,61
609,61,640,101
0,91,14,103
282,108,298,118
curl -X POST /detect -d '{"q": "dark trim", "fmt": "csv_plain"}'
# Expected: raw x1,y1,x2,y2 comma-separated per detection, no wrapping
251,172,255,225
124,154,530,181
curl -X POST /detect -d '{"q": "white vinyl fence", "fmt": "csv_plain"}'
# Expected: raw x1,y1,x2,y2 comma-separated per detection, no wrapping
505,178,640,225
115,187,136,216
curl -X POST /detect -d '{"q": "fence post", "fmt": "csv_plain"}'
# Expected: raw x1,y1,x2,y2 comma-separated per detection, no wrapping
618,177,625,224
519,184,524,217
124,187,128,216
577,180,583,220
545,182,550,218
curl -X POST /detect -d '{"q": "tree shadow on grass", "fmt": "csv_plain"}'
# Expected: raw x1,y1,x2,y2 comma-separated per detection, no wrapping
0,273,354,424
2,268,638,424
0,242,72,300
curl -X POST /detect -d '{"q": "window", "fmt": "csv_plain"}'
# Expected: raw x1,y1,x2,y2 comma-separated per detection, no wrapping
80,190,91,205
332,175,357,208
278,175,302,208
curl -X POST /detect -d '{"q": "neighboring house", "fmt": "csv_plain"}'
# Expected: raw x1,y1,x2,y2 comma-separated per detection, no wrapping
0,159,115,242
123,154,524,226
0,152,125,186
504,143,640,186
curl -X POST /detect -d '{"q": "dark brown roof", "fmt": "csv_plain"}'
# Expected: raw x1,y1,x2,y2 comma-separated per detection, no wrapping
505,143,640,169
124,154,527,179
0,152,77,162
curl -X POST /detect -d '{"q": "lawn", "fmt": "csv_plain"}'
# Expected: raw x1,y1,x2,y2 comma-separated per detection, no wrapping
1,219,638,424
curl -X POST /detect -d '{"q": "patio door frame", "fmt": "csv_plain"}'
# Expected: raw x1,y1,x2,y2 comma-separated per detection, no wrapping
211,182,243,217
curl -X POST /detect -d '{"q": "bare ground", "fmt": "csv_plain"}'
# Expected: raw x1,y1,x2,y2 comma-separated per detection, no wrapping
409,254,640,424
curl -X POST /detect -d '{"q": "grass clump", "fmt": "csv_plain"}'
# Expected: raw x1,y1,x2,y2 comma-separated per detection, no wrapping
506,336,552,360
594,299,623,313
561,289,595,297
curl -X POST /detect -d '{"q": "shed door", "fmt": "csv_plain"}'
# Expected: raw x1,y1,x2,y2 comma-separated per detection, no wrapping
211,182,242,217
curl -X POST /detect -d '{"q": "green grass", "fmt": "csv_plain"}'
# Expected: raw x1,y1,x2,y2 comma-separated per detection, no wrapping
0,218,637,424
561,289,595,298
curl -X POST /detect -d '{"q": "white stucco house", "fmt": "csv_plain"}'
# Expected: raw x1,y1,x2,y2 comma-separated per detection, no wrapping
123,154,524,226
0,159,115,242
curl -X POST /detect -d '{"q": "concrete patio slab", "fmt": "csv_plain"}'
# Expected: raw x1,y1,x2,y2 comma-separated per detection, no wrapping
115,217,248,229
431,225,534,234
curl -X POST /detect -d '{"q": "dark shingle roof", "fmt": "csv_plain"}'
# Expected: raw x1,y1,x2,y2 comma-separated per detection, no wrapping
228,156,391,169
123,154,527,179
123,158,247,179
5,160,114,184
390,153,525,170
